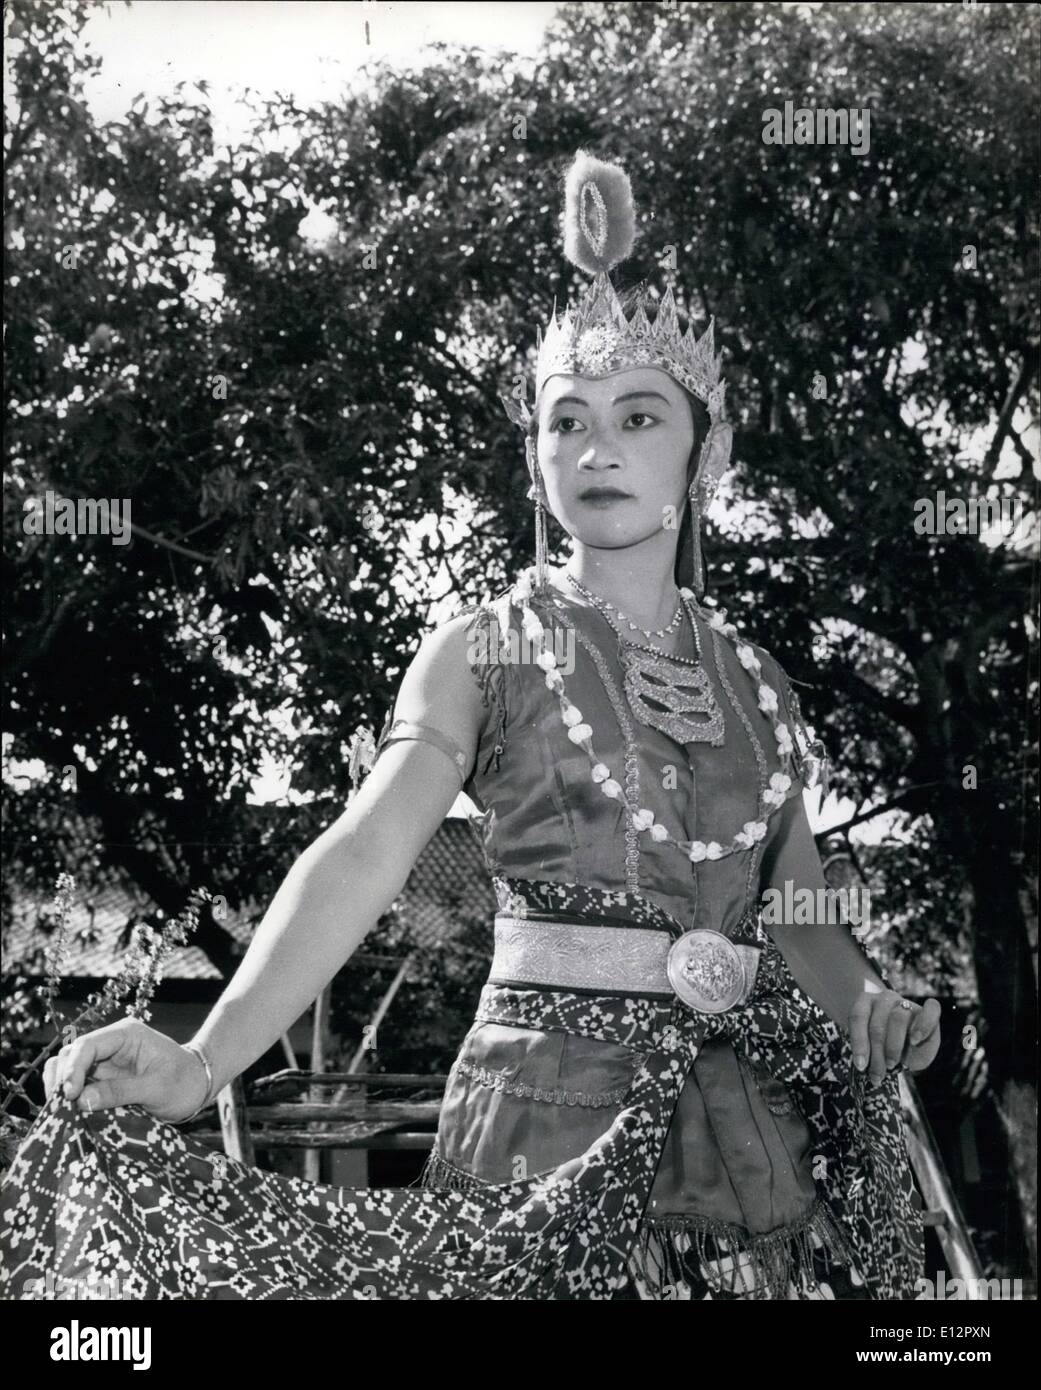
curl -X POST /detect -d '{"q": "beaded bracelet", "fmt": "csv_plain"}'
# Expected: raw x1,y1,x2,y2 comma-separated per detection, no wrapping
179,1041,216,1122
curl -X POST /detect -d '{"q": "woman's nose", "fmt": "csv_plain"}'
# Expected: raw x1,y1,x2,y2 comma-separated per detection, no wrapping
577,431,625,468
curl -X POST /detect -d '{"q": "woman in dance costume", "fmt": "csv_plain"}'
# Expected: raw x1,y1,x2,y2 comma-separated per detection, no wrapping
0,151,940,1300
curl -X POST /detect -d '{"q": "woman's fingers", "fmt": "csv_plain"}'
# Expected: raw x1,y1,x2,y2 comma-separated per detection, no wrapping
849,993,873,1072
88,1059,124,1081
850,990,937,1086
42,1018,199,1117
866,994,900,1085
904,997,942,1072
43,1019,199,1117
908,996,942,1048
883,1001,914,1073
55,1019,139,1099
76,1074,156,1115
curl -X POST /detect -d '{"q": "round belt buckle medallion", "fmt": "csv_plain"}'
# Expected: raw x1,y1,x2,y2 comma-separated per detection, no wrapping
666,930,746,1014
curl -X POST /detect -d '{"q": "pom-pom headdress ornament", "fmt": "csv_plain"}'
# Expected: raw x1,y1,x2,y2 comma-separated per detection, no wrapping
500,150,732,599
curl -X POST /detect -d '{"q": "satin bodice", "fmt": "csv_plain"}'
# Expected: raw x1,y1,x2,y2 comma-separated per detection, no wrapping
460,578,804,936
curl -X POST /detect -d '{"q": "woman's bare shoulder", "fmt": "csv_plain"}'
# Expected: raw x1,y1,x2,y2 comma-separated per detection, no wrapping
389,610,489,748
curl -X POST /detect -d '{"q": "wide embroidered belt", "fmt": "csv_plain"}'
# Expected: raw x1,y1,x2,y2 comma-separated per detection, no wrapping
490,916,761,1014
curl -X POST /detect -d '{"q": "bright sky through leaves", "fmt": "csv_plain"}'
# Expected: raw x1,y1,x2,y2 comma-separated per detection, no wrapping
81,0,558,142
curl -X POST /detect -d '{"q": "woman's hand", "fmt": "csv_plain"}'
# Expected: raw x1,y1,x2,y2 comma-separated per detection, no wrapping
42,1017,211,1122
849,988,942,1087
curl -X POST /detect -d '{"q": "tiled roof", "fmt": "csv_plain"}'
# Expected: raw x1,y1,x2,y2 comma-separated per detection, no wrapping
3,879,253,983
3,818,495,982
393,817,497,948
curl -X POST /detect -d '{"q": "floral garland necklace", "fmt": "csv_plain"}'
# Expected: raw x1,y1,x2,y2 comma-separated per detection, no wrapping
511,566,797,864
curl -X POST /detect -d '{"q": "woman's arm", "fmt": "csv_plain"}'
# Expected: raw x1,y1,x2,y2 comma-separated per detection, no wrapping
52,612,487,1116
758,791,941,1085
188,611,487,1093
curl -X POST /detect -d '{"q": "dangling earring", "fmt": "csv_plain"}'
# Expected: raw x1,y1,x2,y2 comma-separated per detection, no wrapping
690,417,730,603
689,477,705,602
526,441,549,593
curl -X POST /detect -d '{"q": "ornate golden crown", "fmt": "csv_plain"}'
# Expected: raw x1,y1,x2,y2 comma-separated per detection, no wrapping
501,150,726,430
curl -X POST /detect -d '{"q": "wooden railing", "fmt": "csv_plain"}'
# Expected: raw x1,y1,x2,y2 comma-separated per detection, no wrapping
899,1071,984,1284
182,1069,447,1166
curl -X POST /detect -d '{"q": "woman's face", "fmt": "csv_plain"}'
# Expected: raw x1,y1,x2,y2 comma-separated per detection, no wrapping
532,367,695,553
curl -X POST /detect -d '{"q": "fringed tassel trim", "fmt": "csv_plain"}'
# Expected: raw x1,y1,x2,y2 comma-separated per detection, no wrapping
632,1196,858,1301
418,1150,492,1196
419,1154,859,1301
461,605,509,774
777,667,830,796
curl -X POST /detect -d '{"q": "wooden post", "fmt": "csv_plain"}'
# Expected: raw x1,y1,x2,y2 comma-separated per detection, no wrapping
305,987,331,1181
899,1072,983,1286
279,1033,298,1069
318,724,379,1184
217,1075,255,1166
347,952,414,1074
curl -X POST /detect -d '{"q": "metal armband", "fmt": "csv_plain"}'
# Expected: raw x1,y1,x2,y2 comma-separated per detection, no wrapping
374,717,470,789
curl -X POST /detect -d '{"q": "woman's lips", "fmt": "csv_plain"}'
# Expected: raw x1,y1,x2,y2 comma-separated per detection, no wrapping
578,491,633,505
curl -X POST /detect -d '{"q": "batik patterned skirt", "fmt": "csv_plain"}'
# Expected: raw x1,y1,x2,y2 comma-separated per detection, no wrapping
0,879,922,1300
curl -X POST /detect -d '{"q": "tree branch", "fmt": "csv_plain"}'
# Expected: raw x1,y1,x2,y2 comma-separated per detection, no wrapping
823,780,945,837
828,661,924,737
429,342,490,401
130,522,215,564
984,356,1035,473
1009,425,1037,474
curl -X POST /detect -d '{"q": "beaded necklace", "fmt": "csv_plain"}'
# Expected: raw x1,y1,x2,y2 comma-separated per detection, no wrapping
565,572,685,641
511,567,797,864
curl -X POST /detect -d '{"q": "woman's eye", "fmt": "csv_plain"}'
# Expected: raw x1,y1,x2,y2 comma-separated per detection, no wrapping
550,413,657,433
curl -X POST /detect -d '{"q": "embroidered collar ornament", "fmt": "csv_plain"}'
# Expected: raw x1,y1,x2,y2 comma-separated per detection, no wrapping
510,566,804,864
566,570,726,747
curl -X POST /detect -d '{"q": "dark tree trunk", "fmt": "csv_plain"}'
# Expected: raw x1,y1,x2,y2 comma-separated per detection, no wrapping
908,627,1037,1274
931,783,1037,1276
